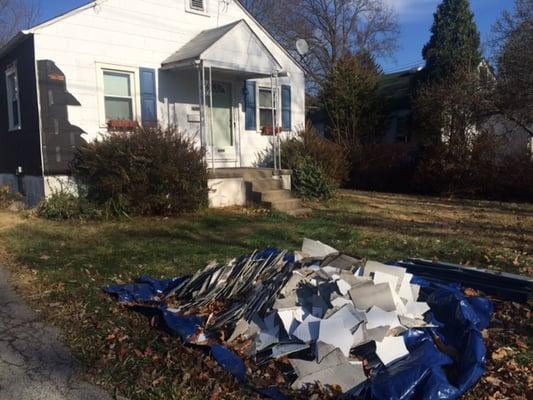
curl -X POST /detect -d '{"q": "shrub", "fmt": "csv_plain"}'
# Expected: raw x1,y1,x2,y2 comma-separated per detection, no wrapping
256,123,349,190
412,132,533,201
37,190,104,221
292,155,336,200
350,143,419,192
72,127,208,216
0,185,23,209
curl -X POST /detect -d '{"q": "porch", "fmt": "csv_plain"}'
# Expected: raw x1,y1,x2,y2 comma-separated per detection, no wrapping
160,20,288,172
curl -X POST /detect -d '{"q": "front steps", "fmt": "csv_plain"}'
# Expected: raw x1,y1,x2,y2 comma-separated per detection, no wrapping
208,168,311,216
245,177,311,217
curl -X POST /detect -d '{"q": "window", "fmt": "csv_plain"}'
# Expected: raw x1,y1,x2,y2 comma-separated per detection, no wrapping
186,0,207,14
5,63,21,131
258,87,278,130
395,115,410,143
103,70,134,121
190,0,205,11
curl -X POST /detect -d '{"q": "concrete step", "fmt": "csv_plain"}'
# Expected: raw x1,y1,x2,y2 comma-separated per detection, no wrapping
210,168,291,181
247,179,284,192
286,208,313,217
266,198,302,211
258,189,295,203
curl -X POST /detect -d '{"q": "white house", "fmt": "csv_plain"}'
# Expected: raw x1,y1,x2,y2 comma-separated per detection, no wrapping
0,0,306,209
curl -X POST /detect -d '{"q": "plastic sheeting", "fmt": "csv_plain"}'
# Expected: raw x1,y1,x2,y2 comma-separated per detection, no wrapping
104,275,188,305
365,275,493,400
103,257,493,400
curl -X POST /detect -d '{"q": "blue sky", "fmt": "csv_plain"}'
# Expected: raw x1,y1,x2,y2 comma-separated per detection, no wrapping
39,0,512,72
382,0,512,72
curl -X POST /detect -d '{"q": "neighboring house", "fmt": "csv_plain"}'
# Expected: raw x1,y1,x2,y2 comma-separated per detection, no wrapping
377,69,419,145
378,66,533,159
0,0,305,206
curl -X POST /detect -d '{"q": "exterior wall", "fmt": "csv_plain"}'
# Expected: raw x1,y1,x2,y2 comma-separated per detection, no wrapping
0,35,44,203
483,115,533,158
0,174,44,207
208,177,246,208
44,175,78,197
31,0,305,172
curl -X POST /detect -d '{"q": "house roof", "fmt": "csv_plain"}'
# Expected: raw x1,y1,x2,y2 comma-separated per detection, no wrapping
378,69,421,112
0,32,30,59
161,21,242,67
0,0,304,74
161,19,283,76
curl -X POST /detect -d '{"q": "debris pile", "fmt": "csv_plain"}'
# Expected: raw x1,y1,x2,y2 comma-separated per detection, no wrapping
105,239,495,399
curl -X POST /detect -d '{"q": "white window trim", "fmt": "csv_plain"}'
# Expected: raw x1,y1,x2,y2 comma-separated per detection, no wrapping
185,0,209,16
5,62,22,132
257,85,280,132
96,63,141,128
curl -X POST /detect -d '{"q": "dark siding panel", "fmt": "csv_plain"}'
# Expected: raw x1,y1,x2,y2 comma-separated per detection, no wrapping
37,60,85,175
0,35,42,176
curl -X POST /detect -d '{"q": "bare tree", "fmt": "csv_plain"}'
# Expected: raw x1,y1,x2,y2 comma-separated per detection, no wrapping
240,0,399,91
491,0,533,137
0,0,40,47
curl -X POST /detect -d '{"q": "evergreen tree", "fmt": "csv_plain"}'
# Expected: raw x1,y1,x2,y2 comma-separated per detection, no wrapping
422,0,482,82
320,52,384,154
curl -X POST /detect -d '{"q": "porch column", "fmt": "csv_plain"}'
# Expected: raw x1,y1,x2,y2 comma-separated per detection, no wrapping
196,60,205,150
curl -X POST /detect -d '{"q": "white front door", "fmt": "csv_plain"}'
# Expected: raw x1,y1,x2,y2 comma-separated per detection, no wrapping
207,81,236,164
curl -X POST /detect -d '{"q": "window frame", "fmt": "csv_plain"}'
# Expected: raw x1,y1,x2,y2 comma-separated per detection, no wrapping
96,63,141,128
185,0,208,16
5,62,22,132
257,85,280,132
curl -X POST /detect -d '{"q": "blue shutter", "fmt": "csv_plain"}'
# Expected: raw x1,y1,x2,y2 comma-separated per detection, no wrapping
281,85,292,131
140,68,157,127
245,81,256,131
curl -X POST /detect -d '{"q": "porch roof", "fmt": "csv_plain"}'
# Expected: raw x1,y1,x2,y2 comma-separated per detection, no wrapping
161,20,284,77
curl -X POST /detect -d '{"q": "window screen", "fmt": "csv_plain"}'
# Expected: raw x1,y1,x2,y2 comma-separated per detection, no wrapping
103,71,133,121
258,88,277,129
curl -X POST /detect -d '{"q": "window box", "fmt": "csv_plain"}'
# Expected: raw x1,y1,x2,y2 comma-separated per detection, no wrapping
261,126,283,136
108,119,138,131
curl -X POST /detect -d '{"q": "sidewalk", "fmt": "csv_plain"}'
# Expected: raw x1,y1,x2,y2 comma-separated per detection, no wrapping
0,267,113,400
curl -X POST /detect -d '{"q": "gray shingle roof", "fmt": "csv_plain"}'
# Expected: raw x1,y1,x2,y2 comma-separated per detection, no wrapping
162,20,243,67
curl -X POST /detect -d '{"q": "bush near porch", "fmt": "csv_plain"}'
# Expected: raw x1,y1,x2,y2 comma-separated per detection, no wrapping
257,124,350,200
71,127,208,217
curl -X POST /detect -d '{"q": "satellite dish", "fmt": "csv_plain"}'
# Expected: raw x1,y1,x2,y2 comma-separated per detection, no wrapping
296,39,309,56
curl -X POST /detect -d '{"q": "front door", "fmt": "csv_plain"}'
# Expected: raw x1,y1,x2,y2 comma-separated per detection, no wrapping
207,81,235,163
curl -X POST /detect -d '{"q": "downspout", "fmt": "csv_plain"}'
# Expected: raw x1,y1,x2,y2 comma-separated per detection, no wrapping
195,60,205,152
270,73,277,172
275,70,281,171
32,33,47,200
208,66,215,172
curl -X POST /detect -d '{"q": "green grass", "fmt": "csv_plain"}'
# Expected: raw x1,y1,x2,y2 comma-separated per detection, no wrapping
1,191,531,399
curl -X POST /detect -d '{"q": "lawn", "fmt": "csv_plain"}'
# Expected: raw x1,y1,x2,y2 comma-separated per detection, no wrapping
0,190,531,399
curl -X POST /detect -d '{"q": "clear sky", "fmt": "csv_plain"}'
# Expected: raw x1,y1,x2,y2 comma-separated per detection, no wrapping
38,0,513,73
382,0,513,72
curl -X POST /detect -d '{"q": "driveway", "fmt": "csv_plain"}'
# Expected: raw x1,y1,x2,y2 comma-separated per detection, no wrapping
0,267,113,400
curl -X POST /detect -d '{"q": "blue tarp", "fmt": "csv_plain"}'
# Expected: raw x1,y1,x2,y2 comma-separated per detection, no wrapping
367,275,493,400
104,257,493,400
104,275,188,304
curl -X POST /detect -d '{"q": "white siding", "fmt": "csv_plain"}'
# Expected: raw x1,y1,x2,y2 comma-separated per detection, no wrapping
32,0,305,167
